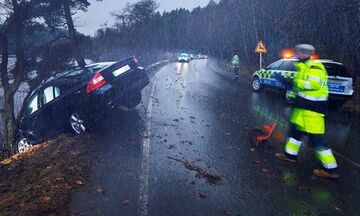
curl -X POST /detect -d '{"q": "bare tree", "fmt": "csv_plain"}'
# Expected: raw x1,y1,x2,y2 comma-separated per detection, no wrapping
0,0,29,155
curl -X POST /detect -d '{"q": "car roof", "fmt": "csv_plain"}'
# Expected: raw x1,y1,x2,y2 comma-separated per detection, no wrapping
35,62,115,91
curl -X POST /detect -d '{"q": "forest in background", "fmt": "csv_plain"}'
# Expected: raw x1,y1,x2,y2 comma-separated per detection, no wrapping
89,0,360,75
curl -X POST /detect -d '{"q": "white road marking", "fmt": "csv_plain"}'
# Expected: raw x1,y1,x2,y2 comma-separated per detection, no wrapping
139,80,156,216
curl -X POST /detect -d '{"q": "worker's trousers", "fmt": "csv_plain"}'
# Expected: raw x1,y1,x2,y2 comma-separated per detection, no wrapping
284,124,338,172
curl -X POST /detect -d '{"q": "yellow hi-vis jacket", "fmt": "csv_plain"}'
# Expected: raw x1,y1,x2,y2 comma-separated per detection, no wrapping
290,59,329,134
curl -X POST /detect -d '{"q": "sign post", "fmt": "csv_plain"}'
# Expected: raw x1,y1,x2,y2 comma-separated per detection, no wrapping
255,41,268,70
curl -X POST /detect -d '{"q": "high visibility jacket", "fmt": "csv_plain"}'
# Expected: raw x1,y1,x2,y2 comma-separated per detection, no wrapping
290,59,329,134
231,55,240,65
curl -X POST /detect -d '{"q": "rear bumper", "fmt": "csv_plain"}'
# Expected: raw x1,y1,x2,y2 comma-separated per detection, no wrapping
88,68,149,112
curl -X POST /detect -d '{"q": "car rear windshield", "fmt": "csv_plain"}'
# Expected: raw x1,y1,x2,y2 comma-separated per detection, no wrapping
267,61,283,70
280,60,297,71
323,63,352,78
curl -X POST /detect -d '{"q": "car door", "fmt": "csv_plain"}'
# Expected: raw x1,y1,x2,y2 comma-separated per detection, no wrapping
19,91,42,143
38,85,63,139
266,60,286,88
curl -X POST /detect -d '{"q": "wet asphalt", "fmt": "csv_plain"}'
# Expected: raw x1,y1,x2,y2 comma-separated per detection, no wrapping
69,59,360,216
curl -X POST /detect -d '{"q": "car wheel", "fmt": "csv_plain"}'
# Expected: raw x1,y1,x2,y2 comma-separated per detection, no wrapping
252,77,262,91
16,137,33,153
70,112,86,134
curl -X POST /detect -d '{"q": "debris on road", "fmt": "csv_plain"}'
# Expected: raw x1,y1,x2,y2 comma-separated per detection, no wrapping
167,156,222,186
180,140,194,145
193,192,207,200
168,144,176,149
121,199,129,206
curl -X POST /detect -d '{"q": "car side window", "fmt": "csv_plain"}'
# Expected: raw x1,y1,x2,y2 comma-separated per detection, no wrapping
41,86,61,106
24,93,39,117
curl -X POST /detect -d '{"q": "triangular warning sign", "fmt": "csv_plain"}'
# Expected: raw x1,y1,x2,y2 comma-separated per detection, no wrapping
255,41,268,53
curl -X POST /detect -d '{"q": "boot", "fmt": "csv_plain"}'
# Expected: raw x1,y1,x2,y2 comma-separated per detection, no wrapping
275,153,296,163
313,169,339,179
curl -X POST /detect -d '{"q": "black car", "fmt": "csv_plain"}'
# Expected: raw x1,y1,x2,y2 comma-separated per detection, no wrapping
15,56,149,153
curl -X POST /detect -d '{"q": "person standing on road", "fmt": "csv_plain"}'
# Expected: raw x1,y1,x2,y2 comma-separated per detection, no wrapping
275,44,339,179
231,53,240,78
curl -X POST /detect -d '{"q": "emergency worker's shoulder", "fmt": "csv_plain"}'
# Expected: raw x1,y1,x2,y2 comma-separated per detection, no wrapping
309,61,326,72
295,61,304,71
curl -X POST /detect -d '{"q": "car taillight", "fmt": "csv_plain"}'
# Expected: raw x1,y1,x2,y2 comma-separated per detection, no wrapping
86,72,107,94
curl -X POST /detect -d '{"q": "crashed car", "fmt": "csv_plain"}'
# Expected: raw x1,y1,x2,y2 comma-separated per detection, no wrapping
252,58,354,100
15,56,149,153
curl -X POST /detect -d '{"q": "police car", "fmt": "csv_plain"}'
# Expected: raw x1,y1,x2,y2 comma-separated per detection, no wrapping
252,59,354,100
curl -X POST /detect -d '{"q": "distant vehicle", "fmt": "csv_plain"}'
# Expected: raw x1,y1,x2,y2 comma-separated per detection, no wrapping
190,54,194,60
197,54,206,59
252,59,354,100
178,53,190,63
15,57,149,153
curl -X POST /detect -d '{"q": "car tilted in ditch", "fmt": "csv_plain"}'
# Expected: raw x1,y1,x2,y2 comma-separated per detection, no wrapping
15,56,149,153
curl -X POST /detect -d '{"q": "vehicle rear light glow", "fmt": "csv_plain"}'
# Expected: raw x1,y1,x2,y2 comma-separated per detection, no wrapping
86,72,107,94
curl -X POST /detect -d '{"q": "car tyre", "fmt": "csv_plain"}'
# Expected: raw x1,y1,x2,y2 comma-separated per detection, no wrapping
69,112,87,134
15,136,33,153
252,77,262,91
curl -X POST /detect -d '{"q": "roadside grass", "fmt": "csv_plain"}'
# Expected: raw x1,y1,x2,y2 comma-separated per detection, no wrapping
0,134,95,216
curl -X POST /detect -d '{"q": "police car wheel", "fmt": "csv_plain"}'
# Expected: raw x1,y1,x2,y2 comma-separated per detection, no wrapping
252,77,262,91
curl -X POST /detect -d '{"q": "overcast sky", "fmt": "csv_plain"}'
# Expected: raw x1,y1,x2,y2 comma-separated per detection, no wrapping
77,0,213,36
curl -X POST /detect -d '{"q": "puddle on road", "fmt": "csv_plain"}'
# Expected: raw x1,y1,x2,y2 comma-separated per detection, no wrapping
167,156,222,186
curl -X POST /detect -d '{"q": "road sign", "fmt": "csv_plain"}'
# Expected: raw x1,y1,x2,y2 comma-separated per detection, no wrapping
255,41,267,53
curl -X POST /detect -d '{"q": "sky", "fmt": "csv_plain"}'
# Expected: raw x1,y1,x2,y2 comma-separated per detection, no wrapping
77,0,213,36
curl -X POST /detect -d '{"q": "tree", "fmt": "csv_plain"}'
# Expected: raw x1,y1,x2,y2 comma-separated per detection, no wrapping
34,0,93,68
0,0,78,155
0,0,35,154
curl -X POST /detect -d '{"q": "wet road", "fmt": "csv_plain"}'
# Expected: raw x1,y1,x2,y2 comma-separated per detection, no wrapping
70,59,360,216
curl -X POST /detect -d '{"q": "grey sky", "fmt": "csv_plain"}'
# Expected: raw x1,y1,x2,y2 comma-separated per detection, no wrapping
77,0,213,36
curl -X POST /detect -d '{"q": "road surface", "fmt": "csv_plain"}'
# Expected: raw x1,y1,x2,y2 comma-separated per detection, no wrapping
69,59,360,216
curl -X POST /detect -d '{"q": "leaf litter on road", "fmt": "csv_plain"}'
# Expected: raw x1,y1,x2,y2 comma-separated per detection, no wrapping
0,134,95,216
167,156,222,186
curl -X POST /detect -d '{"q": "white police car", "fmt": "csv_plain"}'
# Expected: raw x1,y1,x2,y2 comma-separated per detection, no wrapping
252,59,354,100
